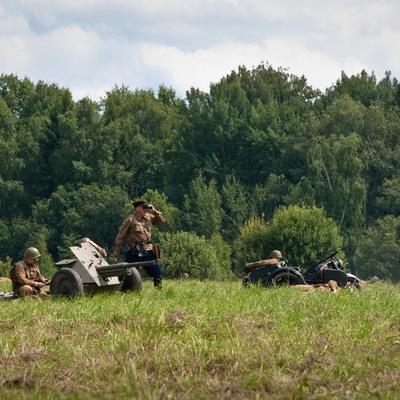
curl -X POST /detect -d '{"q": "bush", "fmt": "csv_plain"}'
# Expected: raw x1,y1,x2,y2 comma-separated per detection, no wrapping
233,216,270,273
0,256,12,279
159,231,234,280
234,205,344,273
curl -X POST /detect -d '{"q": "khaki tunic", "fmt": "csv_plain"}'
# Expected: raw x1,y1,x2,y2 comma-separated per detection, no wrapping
114,211,165,253
10,260,46,294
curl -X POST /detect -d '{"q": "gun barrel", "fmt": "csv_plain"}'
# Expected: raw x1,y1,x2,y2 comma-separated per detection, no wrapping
96,260,156,278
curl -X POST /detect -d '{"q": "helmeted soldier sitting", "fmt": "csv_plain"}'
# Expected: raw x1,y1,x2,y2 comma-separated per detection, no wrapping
244,249,284,272
10,247,50,299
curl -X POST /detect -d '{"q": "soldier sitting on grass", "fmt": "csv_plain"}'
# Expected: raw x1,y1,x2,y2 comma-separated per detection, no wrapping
9,247,50,299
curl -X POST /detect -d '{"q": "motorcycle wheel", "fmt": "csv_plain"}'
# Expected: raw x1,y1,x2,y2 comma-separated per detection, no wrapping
266,271,303,287
242,277,250,287
344,277,362,290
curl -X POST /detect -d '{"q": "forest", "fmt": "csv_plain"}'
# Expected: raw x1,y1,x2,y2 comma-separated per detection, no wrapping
1,63,400,282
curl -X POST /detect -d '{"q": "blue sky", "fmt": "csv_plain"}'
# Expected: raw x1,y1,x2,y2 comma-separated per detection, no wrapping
1,0,399,101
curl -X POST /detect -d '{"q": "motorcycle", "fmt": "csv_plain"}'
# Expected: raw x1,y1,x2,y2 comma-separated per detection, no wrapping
242,247,362,290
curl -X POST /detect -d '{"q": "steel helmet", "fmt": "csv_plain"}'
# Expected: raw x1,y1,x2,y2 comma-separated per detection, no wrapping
269,250,283,259
24,247,41,258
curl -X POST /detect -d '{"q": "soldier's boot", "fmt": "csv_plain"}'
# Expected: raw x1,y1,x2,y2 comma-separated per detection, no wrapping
154,279,162,289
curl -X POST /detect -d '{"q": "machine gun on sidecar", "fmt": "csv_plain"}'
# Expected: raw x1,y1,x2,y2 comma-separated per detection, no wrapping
242,247,362,290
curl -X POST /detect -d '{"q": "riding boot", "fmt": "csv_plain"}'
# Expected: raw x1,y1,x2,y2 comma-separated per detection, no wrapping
154,279,162,289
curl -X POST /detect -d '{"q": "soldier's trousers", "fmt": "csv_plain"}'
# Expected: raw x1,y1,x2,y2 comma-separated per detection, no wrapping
126,250,162,287
17,285,49,299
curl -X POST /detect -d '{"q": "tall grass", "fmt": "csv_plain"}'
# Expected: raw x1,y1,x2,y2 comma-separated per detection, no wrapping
0,279,399,399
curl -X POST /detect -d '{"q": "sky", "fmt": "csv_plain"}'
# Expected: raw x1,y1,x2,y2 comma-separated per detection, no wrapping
1,0,399,102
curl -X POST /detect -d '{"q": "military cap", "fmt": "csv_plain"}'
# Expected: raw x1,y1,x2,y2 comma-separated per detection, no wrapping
132,199,148,208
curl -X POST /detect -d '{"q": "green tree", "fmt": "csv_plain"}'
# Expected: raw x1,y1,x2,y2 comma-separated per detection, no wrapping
163,88,213,204
308,133,366,231
100,85,182,197
360,105,400,222
32,184,130,259
14,80,76,200
375,176,400,217
221,175,250,242
0,219,12,263
0,97,30,217
182,173,224,238
326,70,379,108
251,174,293,220
355,215,400,281
322,70,400,109
0,74,35,116
0,215,52,264
49,98,104,187
284,177,316,207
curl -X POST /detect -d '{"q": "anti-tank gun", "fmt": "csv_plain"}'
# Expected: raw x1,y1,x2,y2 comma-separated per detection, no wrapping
50,238,153,297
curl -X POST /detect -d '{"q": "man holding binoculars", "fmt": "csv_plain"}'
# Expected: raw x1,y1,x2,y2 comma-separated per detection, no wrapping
113,200,165,288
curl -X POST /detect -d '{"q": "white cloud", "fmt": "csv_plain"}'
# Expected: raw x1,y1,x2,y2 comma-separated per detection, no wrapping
0,0,399,101
138,38,370,95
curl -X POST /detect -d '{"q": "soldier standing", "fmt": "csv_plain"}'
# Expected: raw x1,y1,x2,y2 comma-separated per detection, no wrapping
113,200,165,288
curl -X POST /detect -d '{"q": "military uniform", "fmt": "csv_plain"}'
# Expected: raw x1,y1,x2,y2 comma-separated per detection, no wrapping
10,260,49,299
114,203,165,288
114,211,165,254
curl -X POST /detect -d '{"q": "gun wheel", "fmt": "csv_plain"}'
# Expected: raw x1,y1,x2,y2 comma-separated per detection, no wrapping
120,267,142,292
50,268,84,297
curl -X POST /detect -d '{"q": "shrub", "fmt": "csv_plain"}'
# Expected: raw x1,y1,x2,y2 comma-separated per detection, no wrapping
159,231,234,280
234,205,344,273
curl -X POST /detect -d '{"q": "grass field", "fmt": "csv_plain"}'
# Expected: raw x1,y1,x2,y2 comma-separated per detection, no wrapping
0,278,399,399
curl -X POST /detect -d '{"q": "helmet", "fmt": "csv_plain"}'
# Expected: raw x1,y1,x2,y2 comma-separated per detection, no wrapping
24,247,41,258
269,250,282,259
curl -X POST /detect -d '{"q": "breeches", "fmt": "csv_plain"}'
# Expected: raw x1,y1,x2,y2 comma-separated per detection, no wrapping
126,250,162,281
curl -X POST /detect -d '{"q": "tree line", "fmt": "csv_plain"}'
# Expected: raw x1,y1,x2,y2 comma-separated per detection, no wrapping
1,63,400,281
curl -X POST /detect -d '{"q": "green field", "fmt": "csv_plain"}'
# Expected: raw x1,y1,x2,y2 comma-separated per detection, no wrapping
0,279,399,399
